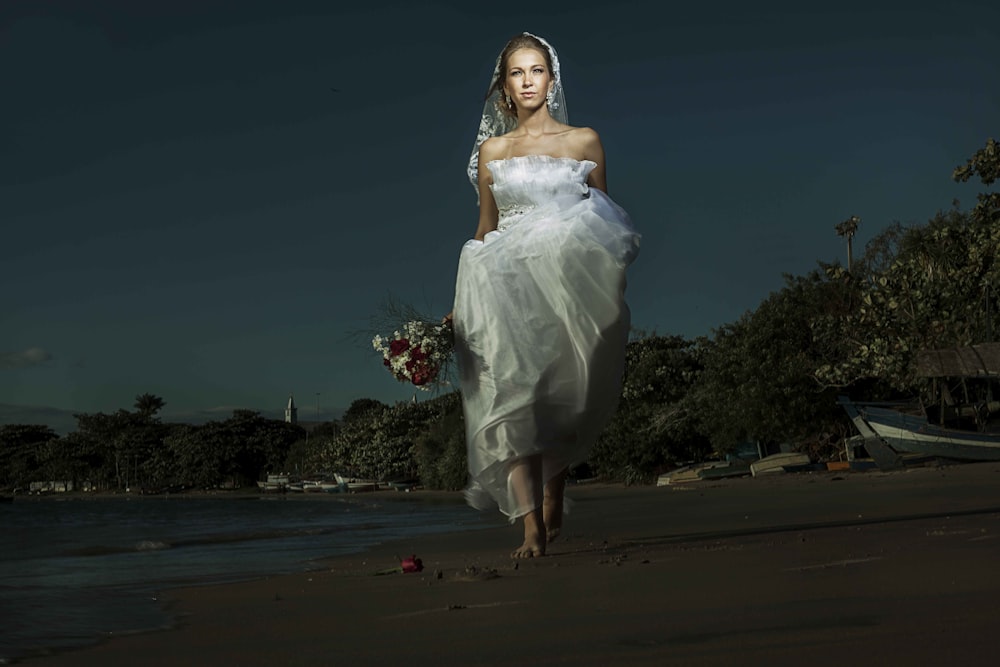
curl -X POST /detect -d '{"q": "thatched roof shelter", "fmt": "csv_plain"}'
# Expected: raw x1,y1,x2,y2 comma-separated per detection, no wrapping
915,343,1000,378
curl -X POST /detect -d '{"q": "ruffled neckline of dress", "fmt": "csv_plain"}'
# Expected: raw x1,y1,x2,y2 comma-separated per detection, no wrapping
486,154,597,170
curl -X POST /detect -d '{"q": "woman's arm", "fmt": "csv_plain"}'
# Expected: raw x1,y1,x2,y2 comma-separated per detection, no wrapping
578,127,608,194
446,140,502,324
473,138,501,241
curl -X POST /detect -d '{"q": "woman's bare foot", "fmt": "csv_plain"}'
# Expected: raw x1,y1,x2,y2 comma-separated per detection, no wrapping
511,536,545,558
512,509,546,558
543,470,567,545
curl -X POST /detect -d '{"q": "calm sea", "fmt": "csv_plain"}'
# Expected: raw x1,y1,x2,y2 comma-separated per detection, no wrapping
0,492,490,663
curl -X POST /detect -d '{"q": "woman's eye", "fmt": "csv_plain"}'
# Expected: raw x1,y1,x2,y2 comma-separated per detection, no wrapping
533,68,544,74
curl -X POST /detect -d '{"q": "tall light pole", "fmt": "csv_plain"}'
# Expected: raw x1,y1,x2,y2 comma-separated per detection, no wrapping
835,215,860,272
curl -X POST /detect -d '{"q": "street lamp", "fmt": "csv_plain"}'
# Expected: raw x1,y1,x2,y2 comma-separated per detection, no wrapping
835,215,860,272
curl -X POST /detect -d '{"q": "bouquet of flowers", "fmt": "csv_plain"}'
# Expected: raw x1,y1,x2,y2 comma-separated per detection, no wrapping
372,319,454,390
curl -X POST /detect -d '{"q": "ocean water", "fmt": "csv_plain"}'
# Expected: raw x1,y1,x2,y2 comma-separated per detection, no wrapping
0,492,490,663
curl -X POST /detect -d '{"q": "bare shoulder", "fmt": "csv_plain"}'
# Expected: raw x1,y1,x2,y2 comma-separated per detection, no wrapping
572,126,602,148
566,126,604,162
568,126,601,143
478,136,506,163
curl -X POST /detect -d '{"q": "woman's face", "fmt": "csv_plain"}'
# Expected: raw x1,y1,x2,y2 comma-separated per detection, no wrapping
503,47,552,112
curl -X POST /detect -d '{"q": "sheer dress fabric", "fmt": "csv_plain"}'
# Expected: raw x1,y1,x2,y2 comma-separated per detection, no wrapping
453,155,640,520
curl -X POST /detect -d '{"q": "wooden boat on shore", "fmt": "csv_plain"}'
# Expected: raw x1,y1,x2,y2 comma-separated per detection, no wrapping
839,398,1000,463
388,479,420,492
839,342,1000,468
656,460,750,485
334,473,377,493
257,474,290,493
749,452,812,477
301,479,341,493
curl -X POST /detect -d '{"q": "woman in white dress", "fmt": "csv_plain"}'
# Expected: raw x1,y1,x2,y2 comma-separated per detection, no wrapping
449,33,639,558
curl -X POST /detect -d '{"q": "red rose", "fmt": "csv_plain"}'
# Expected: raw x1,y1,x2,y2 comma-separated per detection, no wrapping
389,338,410,356
401,555,423,573
412,363,439,386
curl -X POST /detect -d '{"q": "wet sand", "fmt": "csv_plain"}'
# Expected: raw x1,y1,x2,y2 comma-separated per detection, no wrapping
25,461,1000,666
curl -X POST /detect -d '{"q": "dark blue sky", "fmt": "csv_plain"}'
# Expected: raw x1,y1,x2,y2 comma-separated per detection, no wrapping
2,0,998,432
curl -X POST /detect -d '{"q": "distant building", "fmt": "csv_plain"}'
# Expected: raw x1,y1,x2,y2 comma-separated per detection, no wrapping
285,394,298,424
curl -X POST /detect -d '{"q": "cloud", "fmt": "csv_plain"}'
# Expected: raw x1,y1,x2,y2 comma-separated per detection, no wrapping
0,347,53,370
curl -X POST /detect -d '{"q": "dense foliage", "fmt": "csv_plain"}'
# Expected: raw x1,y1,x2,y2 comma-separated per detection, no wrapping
1,402,302,493
2,139,997,491
590,335,708,484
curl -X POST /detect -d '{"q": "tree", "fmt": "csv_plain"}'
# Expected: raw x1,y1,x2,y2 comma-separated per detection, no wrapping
71,408,170,491
159,422,231,490
590,334,709,483
835,215,860,272
815,207,1000,392
308,394,457,486
413,392,467,490
342,398,386,424
217,410,304,485
0,424,59,489
953,137,1000,224
809,140,1000,396
133,393,166,420
690,270,853,457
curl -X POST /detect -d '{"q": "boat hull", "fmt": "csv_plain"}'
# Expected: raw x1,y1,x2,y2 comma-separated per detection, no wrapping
851,402,1000,462
750,452,812,477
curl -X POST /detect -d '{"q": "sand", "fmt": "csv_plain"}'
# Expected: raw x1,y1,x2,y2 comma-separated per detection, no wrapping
24,461,1000,666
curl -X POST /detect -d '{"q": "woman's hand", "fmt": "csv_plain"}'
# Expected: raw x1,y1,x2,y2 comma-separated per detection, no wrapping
442,312,454,326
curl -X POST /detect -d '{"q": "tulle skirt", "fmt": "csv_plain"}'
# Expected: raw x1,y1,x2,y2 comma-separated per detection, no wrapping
453,190,640,519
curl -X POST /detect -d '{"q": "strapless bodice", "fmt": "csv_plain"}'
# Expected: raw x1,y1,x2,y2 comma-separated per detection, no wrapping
487,155,596,230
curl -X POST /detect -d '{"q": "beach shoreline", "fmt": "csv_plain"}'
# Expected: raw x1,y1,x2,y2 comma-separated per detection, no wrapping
22,461,1000,666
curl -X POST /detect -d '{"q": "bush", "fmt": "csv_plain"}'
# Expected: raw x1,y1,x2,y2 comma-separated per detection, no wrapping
414,394,468,490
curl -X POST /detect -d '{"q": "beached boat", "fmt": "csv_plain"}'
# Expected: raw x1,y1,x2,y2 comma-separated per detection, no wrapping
749,452,812,477
656,460,749,485
301,479,341,493
388,479,420,492
839,398,1000,463
839,342,1000,468
334,473,377,493
257,474,290,493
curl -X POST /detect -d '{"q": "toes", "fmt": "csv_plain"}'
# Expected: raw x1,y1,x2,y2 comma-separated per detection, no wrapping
511,544,544,559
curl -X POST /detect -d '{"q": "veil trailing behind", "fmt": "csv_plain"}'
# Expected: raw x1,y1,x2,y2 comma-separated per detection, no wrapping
454,35,640,521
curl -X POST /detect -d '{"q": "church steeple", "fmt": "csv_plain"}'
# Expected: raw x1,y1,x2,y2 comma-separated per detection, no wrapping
285,394,298,424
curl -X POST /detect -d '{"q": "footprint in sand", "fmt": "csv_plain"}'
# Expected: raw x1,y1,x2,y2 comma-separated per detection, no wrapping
450,565,501,582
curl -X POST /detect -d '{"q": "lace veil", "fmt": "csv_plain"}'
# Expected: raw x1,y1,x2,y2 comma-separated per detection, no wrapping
467,32,569,199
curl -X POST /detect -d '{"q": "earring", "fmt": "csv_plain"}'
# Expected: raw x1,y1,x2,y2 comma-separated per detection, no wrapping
505,92,513,110
546,88,557,111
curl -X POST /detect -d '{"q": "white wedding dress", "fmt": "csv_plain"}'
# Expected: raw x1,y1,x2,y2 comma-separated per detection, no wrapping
453,155,640,519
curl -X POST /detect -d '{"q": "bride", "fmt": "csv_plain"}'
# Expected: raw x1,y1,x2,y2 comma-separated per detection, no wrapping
449,32,640,558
